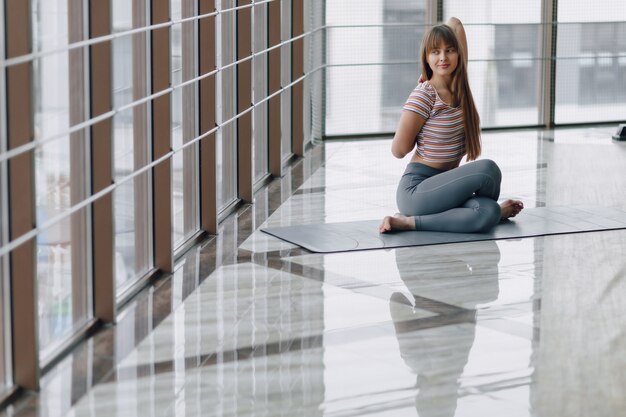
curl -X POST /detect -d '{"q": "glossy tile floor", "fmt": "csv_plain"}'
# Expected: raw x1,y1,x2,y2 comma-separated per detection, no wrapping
4,126,626,416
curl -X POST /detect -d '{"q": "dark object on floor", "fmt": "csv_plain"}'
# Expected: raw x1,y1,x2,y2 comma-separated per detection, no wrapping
613,124,626,141
261,205,626,253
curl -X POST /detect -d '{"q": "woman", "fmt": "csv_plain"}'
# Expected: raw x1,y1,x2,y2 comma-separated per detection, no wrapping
379,17,523,234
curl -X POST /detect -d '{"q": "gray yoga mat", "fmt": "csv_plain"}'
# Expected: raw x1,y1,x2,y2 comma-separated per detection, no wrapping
261,205,626,253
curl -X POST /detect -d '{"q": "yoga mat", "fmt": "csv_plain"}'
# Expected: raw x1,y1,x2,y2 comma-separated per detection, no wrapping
261,205,626,253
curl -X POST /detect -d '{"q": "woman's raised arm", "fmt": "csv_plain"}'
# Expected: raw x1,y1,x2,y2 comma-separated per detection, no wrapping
447,17,468,65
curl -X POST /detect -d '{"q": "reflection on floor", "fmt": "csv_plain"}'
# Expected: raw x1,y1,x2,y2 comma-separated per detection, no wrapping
4,125,626,416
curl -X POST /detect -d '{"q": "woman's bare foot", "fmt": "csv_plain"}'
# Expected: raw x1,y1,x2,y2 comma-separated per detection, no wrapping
500,199,524,220
379,213,416,233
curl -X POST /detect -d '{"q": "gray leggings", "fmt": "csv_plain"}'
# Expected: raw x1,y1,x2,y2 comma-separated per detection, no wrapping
396,159,502,233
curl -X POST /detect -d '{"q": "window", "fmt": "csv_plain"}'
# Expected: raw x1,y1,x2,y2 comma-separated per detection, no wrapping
112,0,153,295
31,0,92,363
253,2,269,183
444,0,542,127
281,0,293,160
555,0,626,123
494,24,539,109
216,0,238,212
381,1,425,128
324,1,427,135
324,0,552,134
172,0,200,249
306,0,325,141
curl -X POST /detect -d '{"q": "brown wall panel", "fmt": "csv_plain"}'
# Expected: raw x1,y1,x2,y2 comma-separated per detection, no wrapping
199,0,218,234
291,0,304,156
68,0,90,326
268,0,282,176
5,0,38,390
237,0,253,202
89,0,115,324
151,0,173,271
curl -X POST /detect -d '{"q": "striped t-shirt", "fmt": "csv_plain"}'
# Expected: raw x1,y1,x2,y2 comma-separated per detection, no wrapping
402,81,466,163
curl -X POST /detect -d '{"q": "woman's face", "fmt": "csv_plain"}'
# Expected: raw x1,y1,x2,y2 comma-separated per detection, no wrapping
427,42,458,78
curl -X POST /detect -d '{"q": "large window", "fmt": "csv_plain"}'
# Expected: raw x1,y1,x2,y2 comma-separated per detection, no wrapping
324,0,626,134
112,0,153,295
494,24,539,109
325,0,428,135
0,0,310,394
31,0,92,363
216,0,238,212
555,0,626,123
281,0,293,160
325,0,428,136
305,0,325,141
444,0,542,127
253,2,269,184
172,0,200,250
381,2,425,128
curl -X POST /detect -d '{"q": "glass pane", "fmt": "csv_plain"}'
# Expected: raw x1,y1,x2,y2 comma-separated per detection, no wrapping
555,21,626,123
326,0,393,26
325,1,546,135
0,0,10,393
172,0,200,249
0,161,9,393
32,0,92,363
216,0,237,211
0,253,7,393
113,174,151,288
479,24,541,127
444,1,542,127
172,89,185,246
308,0,325,140
253,2,268,182
113,0,152,294
324,1,427,136
558,0,626,23
113,107,151,291
443,0,541,23
326,65,404,135
281,0,292,160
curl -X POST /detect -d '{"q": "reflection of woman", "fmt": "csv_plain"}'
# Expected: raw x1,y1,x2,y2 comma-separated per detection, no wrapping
380,18,523,234
389,241,501,416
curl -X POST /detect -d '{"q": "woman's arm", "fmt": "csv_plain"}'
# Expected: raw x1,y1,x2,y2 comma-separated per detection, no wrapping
447,17,468,65
391,111,426,159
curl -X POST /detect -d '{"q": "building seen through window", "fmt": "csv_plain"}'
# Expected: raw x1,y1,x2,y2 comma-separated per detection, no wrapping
381,0,425,127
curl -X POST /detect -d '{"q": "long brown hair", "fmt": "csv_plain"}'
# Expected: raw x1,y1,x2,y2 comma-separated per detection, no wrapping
420,24,481,160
